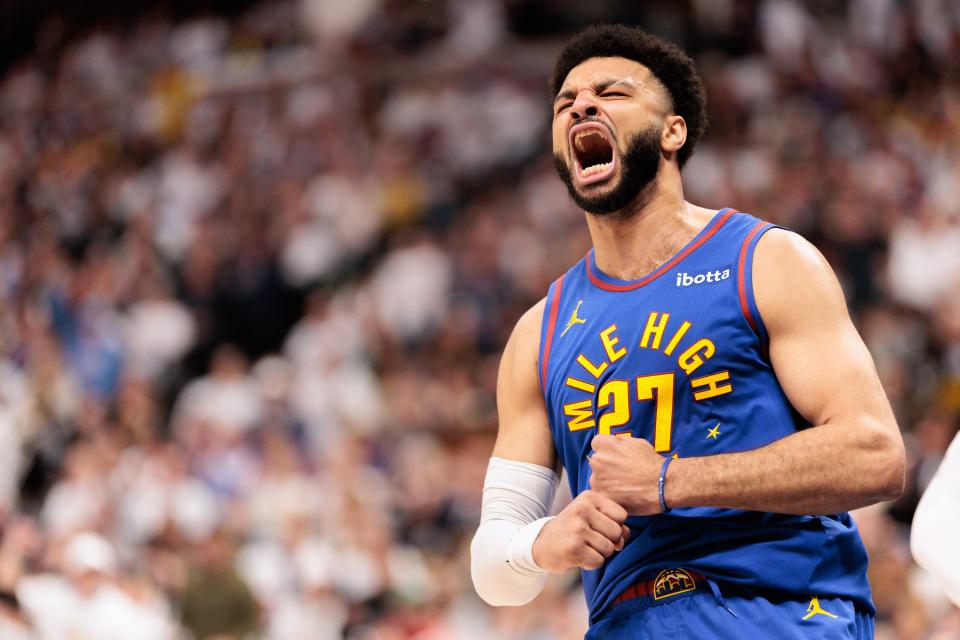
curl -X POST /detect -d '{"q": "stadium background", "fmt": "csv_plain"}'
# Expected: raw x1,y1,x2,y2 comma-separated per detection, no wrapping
0,0,958,638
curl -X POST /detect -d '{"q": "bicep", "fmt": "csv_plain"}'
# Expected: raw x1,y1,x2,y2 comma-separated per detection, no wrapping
491,299,558,471
755,230,897,434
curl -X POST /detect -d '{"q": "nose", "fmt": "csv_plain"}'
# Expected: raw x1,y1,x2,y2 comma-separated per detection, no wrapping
570,91,600,120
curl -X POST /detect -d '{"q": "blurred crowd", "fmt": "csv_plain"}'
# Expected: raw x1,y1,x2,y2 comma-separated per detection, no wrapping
0,0,958,638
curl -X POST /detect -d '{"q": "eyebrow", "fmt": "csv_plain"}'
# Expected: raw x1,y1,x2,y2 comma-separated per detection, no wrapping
553,79,635,104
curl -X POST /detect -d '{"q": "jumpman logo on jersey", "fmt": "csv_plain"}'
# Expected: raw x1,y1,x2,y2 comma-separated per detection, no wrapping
802,597,838,620
560,300,587,337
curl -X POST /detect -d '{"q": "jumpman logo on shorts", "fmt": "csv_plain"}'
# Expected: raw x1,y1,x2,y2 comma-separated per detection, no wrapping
802,596,838,620
561,300,587,337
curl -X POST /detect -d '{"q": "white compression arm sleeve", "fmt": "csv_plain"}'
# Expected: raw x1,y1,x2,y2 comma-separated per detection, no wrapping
470,456,560,606
911,431,960,606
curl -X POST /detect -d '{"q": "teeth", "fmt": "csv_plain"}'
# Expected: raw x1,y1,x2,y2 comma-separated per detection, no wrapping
575,129,603,141
574,129,604,151
580,161,612,177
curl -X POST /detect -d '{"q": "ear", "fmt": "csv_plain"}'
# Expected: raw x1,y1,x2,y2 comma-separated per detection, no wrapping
661,115,687,157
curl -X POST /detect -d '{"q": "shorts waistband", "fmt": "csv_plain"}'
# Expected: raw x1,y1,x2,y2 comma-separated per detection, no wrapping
612,568,708,607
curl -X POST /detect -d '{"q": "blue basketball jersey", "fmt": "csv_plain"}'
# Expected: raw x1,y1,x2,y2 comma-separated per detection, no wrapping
537,209,874,622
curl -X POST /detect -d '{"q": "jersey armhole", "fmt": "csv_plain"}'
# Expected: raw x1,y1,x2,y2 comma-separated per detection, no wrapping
737,222,781,346
537,274,565,395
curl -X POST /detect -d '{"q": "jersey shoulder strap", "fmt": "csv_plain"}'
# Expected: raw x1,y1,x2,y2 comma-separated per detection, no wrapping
730,213,781,344
537,271,567,393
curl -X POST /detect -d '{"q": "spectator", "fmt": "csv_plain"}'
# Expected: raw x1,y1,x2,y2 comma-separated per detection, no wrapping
180,530,260,640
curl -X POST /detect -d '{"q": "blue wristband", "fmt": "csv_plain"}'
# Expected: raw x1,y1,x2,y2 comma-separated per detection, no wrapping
658,456,673,513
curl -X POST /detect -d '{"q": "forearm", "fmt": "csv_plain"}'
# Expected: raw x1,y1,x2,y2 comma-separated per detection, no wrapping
910,433,960,606
911,479,960,605
470,457,558,606
666,419,904,515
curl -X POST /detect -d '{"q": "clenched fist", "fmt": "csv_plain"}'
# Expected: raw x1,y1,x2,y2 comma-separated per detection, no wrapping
588,434,665,515
532,490,630,572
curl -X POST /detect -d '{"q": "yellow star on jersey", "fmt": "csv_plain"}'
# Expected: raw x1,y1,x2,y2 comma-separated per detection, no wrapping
706,424,721,440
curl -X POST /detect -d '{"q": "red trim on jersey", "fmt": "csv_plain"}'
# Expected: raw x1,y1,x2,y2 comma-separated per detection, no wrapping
737,221,767,338
585,208,737,292
540,274,565,391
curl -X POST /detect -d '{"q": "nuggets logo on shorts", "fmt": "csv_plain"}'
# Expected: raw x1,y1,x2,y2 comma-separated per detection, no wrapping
653,568,697,600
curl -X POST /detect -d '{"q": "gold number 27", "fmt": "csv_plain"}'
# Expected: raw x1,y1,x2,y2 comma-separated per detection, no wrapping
596,373,675,452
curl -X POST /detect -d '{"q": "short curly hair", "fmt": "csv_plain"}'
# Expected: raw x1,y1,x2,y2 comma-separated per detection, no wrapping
550,24,708,168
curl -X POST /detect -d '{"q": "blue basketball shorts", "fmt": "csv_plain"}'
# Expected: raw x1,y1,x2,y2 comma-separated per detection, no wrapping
586,576,874,639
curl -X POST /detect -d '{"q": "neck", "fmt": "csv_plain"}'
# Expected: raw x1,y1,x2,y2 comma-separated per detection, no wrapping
584,170,714,280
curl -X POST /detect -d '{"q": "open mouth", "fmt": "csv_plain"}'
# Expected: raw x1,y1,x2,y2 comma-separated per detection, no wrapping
570,124,616,185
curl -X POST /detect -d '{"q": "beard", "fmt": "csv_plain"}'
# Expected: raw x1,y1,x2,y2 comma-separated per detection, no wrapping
553,124,662,216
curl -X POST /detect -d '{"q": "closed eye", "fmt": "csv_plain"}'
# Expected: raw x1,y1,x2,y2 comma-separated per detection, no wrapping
602,91,628,98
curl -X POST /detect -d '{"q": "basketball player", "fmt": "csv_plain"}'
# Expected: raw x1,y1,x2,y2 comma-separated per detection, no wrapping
471,25,905,638
911,429,960,607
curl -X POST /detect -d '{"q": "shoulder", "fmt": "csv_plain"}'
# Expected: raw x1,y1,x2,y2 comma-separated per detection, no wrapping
516,297,547,340
501,298,546,373
753,227,836,289
752,228,849,334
